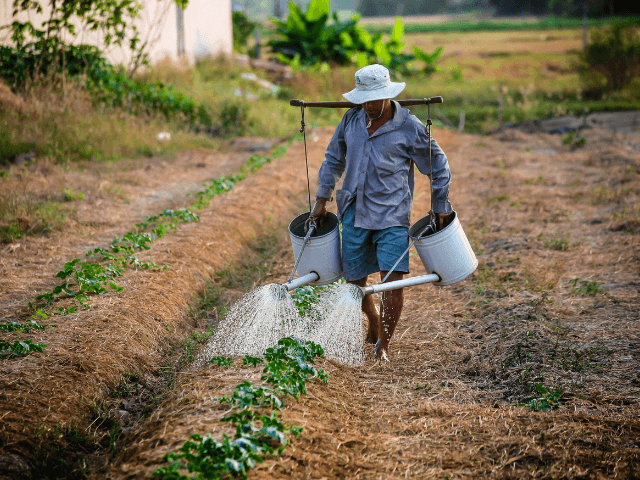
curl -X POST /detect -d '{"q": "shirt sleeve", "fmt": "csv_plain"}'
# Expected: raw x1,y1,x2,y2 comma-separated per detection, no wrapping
316,111,349,201
411,124,453,214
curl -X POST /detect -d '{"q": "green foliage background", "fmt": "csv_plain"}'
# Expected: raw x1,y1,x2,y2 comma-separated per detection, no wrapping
268,0,442,76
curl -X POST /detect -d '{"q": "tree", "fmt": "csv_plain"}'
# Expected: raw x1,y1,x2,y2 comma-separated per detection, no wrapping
581,20,640,91
7,0,189,76
269,1,442,76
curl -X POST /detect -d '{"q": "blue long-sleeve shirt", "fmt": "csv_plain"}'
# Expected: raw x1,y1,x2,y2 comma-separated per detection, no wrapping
316,101,452,230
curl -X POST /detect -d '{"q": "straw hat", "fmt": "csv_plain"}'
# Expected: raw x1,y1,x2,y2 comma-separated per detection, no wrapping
342,64,406,104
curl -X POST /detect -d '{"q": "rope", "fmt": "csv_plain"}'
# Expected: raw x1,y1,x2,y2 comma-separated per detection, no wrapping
427,102,436,232
300,104,313,214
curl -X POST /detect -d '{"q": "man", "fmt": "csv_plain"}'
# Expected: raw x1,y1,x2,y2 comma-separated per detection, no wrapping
310,64,454,361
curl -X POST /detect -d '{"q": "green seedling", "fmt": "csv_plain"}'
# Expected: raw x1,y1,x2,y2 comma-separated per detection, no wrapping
154,432,272,480
62,188,84,202
154,338,324,480
569,278,603,296
517,384,564,411
0,319,46,333
191,154,274,210
242,355,264,367
0,338,47,359
210,356,233,367
414,383,433,393
217,382,283,410
136,208,200,231
561,131,587,149
290,285,323,316
544,233,570,251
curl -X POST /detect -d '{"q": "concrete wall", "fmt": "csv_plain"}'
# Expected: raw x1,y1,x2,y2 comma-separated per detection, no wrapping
0,0,232,67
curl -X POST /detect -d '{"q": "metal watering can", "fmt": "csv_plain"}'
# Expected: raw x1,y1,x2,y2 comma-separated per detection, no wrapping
281,211,342,291
281,211,477,296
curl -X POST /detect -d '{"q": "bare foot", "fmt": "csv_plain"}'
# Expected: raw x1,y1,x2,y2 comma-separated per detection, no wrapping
373,340,390,362
377,349,389,362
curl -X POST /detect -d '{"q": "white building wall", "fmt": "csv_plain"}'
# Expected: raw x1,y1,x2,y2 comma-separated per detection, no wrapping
0,0,232,67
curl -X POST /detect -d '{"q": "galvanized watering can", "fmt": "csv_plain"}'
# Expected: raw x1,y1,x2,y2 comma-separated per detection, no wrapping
282,212,342,291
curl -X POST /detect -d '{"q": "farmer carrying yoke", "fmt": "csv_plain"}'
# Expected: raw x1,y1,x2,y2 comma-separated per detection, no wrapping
311,64,454,361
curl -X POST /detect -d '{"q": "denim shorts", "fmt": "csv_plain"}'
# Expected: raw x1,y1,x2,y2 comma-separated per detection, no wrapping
341,202,410,281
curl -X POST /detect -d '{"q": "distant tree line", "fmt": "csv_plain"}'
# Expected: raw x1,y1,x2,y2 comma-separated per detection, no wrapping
355,0,640,17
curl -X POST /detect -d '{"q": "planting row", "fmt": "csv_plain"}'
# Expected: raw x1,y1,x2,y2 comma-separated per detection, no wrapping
0,146,291,360
153,338,328,479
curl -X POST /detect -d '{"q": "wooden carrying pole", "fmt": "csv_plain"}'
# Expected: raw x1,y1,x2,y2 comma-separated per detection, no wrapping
290,96,443,108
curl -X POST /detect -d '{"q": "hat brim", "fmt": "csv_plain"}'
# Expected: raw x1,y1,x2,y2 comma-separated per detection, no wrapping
342,81,406,104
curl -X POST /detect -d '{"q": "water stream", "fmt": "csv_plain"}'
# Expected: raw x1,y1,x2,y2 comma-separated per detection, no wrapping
199,283,365,366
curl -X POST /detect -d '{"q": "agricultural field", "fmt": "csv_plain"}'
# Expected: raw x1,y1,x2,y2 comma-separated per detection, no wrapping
1,119,639,478
1,18,640,480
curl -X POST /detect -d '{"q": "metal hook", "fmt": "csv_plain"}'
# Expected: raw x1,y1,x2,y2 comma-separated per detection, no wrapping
299,105,306,133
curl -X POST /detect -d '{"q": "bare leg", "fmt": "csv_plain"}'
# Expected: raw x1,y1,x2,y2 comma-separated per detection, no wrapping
374,271,404,360
348,276,379,344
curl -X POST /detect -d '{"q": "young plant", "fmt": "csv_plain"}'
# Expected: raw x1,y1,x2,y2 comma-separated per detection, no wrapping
544,233,570,251
518,384,564,411
210,356,233,367
0,319,46,334
0,338,47,359
569,278,603,296
561,131,587,149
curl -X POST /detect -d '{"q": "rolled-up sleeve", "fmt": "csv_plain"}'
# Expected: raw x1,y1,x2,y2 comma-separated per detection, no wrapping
411,127,453,214
316,114,348,201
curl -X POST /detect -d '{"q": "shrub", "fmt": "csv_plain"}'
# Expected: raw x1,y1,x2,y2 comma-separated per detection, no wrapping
581,20,640,91
232,11,257,52
217,101,252,137
0,43,213,129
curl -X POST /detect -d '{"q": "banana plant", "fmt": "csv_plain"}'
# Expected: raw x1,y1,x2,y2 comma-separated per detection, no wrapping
269,1,442,77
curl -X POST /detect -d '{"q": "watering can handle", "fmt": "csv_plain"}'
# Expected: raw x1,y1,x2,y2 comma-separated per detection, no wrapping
380,224,431,284
287,224,316,283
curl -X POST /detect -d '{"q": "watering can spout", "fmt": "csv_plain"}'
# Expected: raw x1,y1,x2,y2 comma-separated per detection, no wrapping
282,271,320,291
359,273,441,296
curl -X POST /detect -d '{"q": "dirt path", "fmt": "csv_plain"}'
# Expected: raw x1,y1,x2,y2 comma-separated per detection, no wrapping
1,125,639,479
108,127,638,479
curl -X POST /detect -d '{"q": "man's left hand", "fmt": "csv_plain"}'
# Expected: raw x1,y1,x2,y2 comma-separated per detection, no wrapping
435,212,455,231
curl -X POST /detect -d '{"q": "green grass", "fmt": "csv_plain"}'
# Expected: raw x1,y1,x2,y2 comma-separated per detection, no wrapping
0,83,219,167
364,16,640,35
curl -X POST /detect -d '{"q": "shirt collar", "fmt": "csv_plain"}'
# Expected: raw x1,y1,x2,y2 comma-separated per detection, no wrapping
361,100,406,138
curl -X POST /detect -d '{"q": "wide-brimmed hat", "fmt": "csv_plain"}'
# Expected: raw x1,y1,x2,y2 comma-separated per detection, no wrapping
342,64,406,104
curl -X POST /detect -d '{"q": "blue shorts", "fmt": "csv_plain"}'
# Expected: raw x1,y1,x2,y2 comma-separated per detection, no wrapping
341,203,410,282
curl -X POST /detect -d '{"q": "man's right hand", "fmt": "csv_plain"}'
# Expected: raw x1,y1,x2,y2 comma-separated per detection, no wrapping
309,198,328,229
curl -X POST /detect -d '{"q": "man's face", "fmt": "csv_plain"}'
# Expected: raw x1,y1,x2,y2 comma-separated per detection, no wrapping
363,99,388,118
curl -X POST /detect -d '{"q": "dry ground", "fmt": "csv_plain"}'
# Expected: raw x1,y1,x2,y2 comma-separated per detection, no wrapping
1,124,639,479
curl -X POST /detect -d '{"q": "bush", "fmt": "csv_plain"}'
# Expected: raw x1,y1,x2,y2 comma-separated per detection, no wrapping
232,11,257,52
0,43,212,129
581,20,640,91
217,101,252,137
